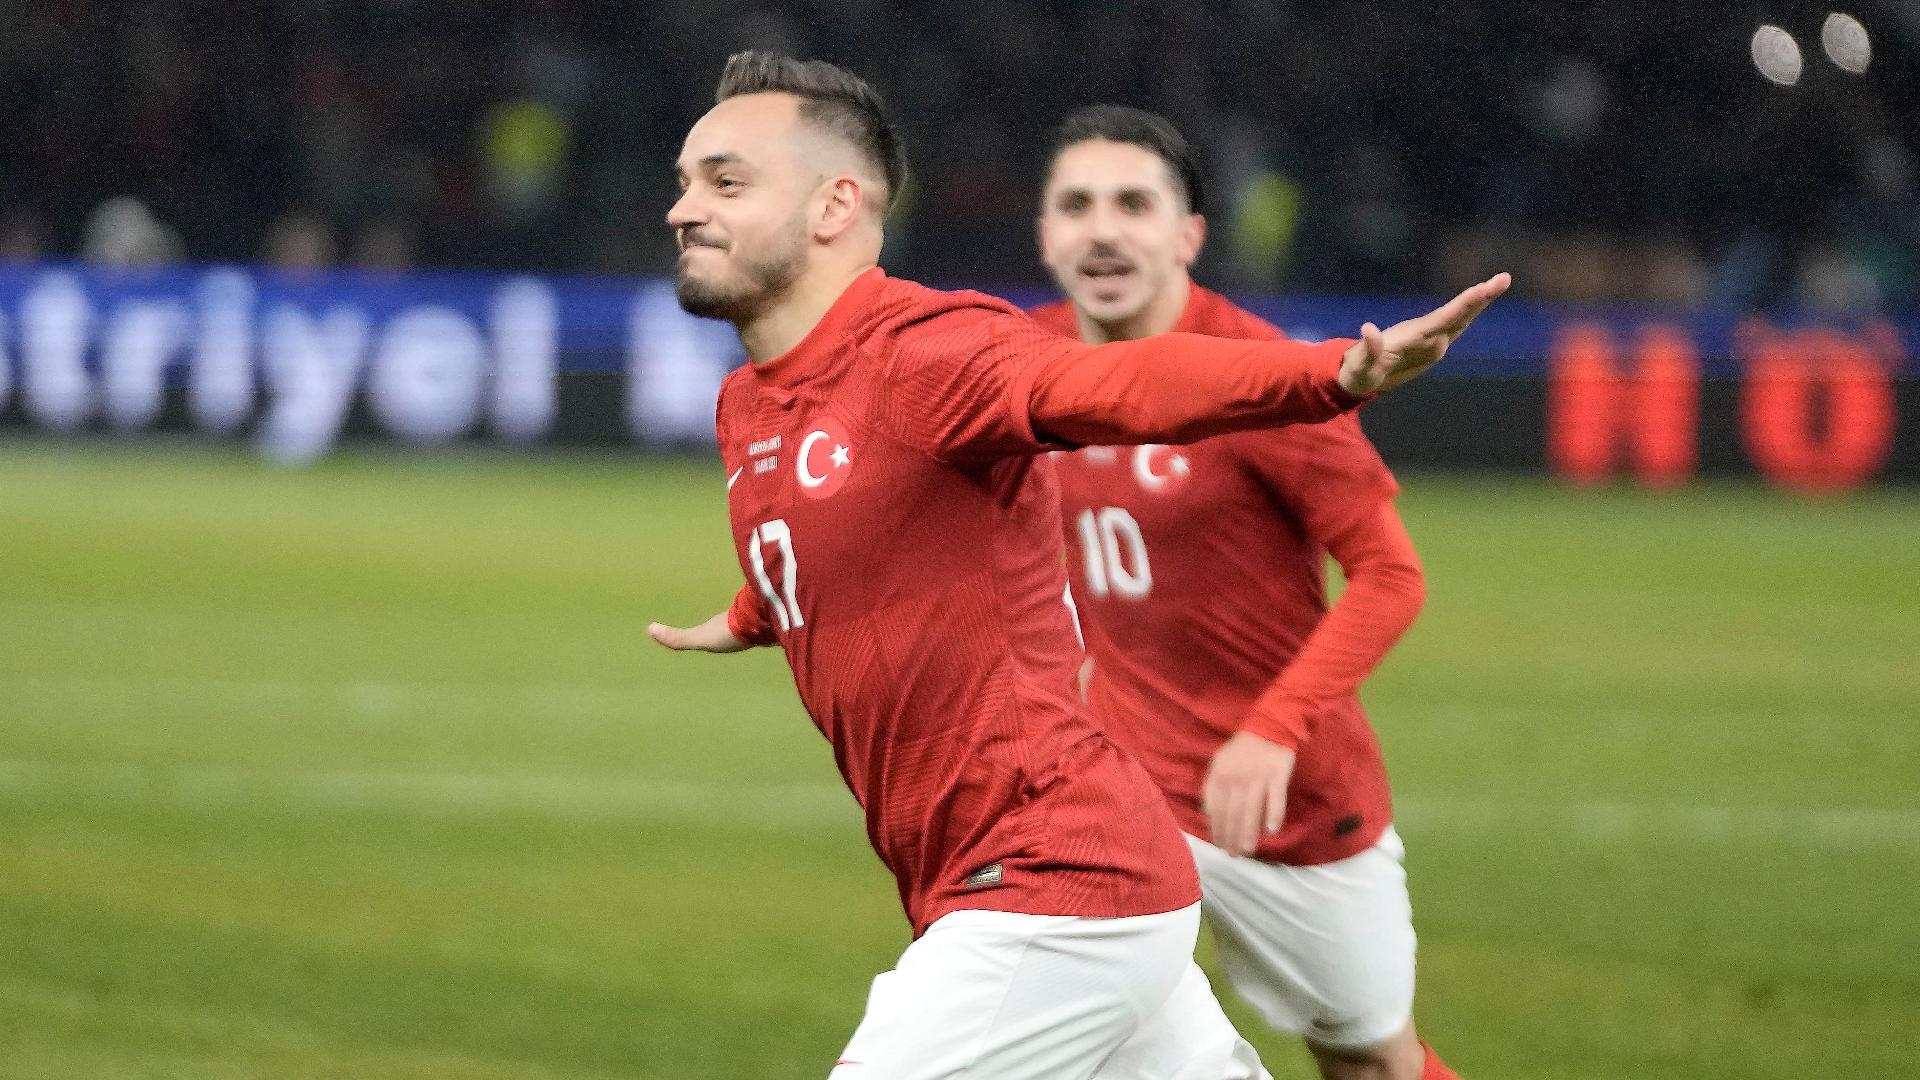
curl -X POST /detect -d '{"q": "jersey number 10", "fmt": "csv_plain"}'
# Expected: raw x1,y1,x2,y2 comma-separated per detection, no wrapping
1075,507,1152,600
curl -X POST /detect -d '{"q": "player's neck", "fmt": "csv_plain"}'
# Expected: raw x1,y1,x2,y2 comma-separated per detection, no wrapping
739,260,878,363
1077,274,1192,344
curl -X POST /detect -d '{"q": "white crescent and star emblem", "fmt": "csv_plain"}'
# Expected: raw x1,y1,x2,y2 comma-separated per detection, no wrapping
797,420,855,499
1132,444,1192,492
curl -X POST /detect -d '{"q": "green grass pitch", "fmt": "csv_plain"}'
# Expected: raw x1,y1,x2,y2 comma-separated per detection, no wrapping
1,441,1916,1079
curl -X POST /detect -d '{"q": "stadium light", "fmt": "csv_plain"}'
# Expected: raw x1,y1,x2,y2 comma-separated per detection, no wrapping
1750,25,1804,86
1822,13,1871,73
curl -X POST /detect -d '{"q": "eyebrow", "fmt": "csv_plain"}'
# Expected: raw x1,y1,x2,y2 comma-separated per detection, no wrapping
675,152,748,180
1053,183,1158,201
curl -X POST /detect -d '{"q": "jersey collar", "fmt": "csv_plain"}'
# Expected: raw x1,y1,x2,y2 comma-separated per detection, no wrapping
747,266,887,389
1169,281,1224,336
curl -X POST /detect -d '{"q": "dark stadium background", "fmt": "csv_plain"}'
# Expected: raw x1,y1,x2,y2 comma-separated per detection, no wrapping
0,4,1915,1078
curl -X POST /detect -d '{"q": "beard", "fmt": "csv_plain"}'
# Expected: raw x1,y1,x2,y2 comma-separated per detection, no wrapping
675,217,808,323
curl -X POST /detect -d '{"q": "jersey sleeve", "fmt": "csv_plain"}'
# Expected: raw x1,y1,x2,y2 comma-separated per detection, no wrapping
879,303,1364,463
1240,500,1426,748
874,305,1058,460
725,582,781,648
1236,413,1401,543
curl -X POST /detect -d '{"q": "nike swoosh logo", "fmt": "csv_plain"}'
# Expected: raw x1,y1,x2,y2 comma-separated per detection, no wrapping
727,467,744,491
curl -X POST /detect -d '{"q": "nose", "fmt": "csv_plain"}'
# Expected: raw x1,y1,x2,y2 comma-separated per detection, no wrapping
667,188,705,233
1086,201,1122,243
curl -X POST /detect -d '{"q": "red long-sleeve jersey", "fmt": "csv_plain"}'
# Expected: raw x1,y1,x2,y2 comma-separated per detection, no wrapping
719,268,1363,934
1033,286,1424,866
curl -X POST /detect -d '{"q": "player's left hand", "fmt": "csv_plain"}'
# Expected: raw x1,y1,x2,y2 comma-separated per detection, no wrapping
1338,272,1512,396
1202,730,1297,857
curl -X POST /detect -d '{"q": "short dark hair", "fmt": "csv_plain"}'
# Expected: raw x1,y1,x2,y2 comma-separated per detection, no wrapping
1046,105,1205,214
716,50,909,214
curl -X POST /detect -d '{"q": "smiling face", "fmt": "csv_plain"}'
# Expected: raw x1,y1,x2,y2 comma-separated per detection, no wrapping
667,93,818,323
1039,138,1204,336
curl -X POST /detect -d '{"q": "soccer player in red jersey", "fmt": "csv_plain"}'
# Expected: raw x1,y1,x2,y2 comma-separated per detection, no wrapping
648,53,1506,1079
1031,105,1465,1080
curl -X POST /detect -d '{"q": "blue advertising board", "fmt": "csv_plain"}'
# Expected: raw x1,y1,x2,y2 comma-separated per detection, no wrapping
0,263,1911,488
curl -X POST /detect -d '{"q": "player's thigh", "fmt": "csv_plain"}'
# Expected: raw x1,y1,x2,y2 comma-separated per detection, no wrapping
1187,830,1417,1051
827,904,1201,1080
1094,961,1272,1080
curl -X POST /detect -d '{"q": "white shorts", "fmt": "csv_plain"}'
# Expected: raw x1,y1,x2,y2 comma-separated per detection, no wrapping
1186,828,1417,1050
828,902,1270,1080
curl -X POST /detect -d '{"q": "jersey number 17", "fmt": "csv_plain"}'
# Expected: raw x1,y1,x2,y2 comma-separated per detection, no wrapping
749,519,804,631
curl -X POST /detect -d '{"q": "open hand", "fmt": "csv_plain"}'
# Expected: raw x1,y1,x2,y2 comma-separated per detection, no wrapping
1338,272,1512,396
648,611,748,653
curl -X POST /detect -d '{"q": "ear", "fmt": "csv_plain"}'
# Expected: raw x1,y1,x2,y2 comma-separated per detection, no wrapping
813,176,866,242
1176,212,1206,269
1036,213,1053,263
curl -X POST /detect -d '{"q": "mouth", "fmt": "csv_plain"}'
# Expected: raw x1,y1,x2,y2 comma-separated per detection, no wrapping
1078,259,1135,282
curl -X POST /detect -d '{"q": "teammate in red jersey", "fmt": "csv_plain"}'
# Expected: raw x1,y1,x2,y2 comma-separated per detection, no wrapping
648,53,1506,1080
1032,105,1465,1080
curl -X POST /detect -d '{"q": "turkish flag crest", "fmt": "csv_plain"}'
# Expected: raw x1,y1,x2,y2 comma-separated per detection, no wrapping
1132,444,1192,493
796,418,855,500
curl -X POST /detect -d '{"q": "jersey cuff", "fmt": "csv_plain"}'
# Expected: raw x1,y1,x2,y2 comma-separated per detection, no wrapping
1321,345,1375,411
1241,698,1311,750
725,603,778,648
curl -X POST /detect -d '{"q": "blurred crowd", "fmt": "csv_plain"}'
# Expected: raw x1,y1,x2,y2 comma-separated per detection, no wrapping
1,0,1915,310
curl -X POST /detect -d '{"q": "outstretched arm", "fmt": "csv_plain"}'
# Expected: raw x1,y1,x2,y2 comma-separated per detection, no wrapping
882,273,1509,462
1025,274,1509,448
1024,332,1359,447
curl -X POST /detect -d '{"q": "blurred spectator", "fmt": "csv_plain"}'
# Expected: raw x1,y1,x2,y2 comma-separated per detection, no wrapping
0,207,43,264
1842,136,1920,305
1637,233,1710,311
347,216,417,273
1212,114,1302,292
80,197,182,268
0,1,1909,305
1794,242,1883,313
1526,231,1626,304
261,212,336,273
482,98,573,225
1292,142,1420,295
